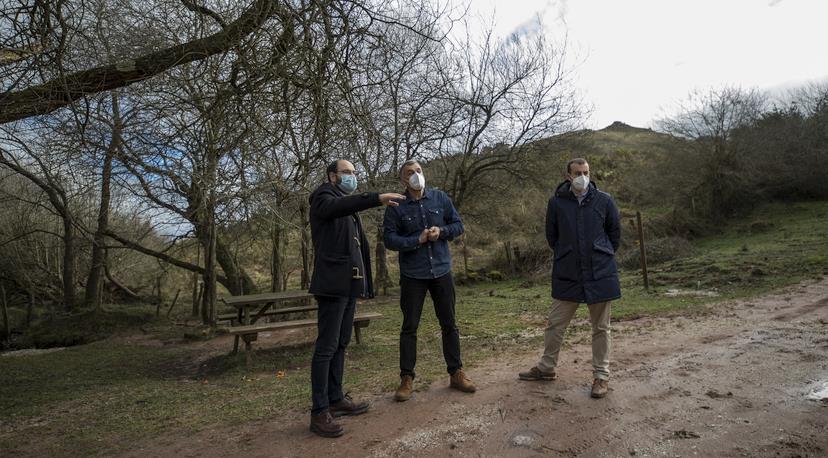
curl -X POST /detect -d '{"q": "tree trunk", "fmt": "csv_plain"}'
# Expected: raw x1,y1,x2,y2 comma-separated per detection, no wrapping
155,275,163,303
62,214,76,311
26,290,34,327
201,217,217,325
191,244,200,317
270,224,285,292
299,201,311,290
215,237,256,295
85,94,120,309
199,176,219,326
188,219,254,296
1,285,9,344
104,265,140,300
375,223,391,295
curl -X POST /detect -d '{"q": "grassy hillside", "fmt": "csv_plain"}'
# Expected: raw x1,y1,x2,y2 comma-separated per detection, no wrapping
454,121,692,272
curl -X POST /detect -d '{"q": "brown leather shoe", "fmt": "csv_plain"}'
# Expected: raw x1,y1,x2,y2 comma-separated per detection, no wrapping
394,375,414,402
518,366,557,381
449,369,477,393
329,393,369,417
591,379,609,398
309,410,344,438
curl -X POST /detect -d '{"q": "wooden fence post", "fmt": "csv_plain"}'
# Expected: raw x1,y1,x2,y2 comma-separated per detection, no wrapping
636,211,649,290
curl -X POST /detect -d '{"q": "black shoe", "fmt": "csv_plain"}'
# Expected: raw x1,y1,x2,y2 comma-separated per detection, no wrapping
309,410,344,438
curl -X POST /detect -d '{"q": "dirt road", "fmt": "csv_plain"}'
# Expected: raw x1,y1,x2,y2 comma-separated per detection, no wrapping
127,278,828,457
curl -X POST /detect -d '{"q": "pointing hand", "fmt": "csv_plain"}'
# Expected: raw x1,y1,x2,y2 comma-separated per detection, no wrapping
379,193,406,207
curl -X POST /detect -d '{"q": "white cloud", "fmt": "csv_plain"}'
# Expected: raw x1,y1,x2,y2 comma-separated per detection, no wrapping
465,0,828,129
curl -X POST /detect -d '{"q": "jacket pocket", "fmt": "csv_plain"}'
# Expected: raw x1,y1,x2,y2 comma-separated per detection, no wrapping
402,214,420,234
316,253,352,294
554,245,573,260
320,253,349,264
426,208,442,227
552,245,578,281
591,240,617,279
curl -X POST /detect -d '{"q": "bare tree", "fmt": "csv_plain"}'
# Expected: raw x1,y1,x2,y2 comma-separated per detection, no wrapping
344,11,450,293
0,115,103,311
431,19,584,210
656,86,766,219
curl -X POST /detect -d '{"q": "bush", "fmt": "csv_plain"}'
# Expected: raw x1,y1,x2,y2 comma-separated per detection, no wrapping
618,236,693,269
455,269,511,284
454,271,483,285
749,220,774,234
14,307,155,349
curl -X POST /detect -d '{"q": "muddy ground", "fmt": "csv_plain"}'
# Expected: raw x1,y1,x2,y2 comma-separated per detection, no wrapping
125,279,828,457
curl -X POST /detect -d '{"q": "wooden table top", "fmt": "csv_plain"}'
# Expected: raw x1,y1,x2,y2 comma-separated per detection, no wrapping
220,290,313,308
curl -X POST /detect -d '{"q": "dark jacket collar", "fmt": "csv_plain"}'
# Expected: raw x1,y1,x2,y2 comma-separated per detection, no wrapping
319,181,347,197
555,180,598,200
404,187,431,202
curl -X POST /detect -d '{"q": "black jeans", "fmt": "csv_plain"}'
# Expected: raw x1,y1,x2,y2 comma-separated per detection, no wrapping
399,272,462,379
311,295,356,414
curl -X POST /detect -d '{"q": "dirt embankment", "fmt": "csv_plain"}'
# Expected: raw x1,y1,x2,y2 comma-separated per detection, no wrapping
126,278,828,457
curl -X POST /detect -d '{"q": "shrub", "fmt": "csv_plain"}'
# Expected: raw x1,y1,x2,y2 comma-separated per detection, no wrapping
618,236,693,269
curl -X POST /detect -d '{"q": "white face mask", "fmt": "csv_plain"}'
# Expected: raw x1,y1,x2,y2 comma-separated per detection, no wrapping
571,174,589,191
408,172,425,191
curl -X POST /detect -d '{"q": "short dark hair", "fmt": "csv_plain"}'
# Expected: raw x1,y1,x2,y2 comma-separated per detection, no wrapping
398,159,420,178
326,160,340,182
566,158,588,174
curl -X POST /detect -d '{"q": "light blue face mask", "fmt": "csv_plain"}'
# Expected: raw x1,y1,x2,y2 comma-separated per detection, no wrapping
338,174,358,194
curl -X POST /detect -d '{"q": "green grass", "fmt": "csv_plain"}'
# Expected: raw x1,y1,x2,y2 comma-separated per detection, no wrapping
2,200,827,456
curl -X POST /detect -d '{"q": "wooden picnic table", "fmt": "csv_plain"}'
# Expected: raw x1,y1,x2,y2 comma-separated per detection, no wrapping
220,290,314,354
219,290,383,366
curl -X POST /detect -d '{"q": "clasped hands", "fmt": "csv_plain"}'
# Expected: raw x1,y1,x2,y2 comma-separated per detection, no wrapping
417,226,441,244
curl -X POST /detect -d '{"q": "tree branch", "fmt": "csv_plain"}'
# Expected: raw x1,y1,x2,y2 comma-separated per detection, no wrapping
103,229,228,285
0,0,280,124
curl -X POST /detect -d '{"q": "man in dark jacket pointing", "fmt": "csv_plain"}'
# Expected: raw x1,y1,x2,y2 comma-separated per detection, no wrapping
308,159,404,438
519,158,621,399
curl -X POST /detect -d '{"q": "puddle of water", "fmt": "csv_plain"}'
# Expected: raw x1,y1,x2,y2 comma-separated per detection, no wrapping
806,381,828,401
509,429,541,449
664,288,719,298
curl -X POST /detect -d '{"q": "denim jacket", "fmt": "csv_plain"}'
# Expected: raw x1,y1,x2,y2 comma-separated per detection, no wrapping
383,188,464,279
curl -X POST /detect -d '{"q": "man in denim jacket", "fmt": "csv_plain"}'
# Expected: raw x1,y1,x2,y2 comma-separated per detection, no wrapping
383,159,477,401
518,158,621,399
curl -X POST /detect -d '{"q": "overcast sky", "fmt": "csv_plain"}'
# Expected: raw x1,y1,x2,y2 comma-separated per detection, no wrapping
464,0,828,129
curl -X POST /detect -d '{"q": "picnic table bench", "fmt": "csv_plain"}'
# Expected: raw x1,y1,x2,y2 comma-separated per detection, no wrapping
218,291,383,365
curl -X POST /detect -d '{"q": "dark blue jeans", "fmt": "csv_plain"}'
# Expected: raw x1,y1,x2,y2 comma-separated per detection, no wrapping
399,272,462,379
311,295,356,414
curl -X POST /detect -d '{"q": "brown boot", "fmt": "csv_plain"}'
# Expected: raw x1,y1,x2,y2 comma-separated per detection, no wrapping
329,393,369,417
309,410,344,438
394,375,414,402
591,379,609,398
449,369,477,393
518,366,557,381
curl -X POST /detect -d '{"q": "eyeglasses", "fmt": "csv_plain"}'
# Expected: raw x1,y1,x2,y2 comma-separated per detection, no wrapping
337,170,360,177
